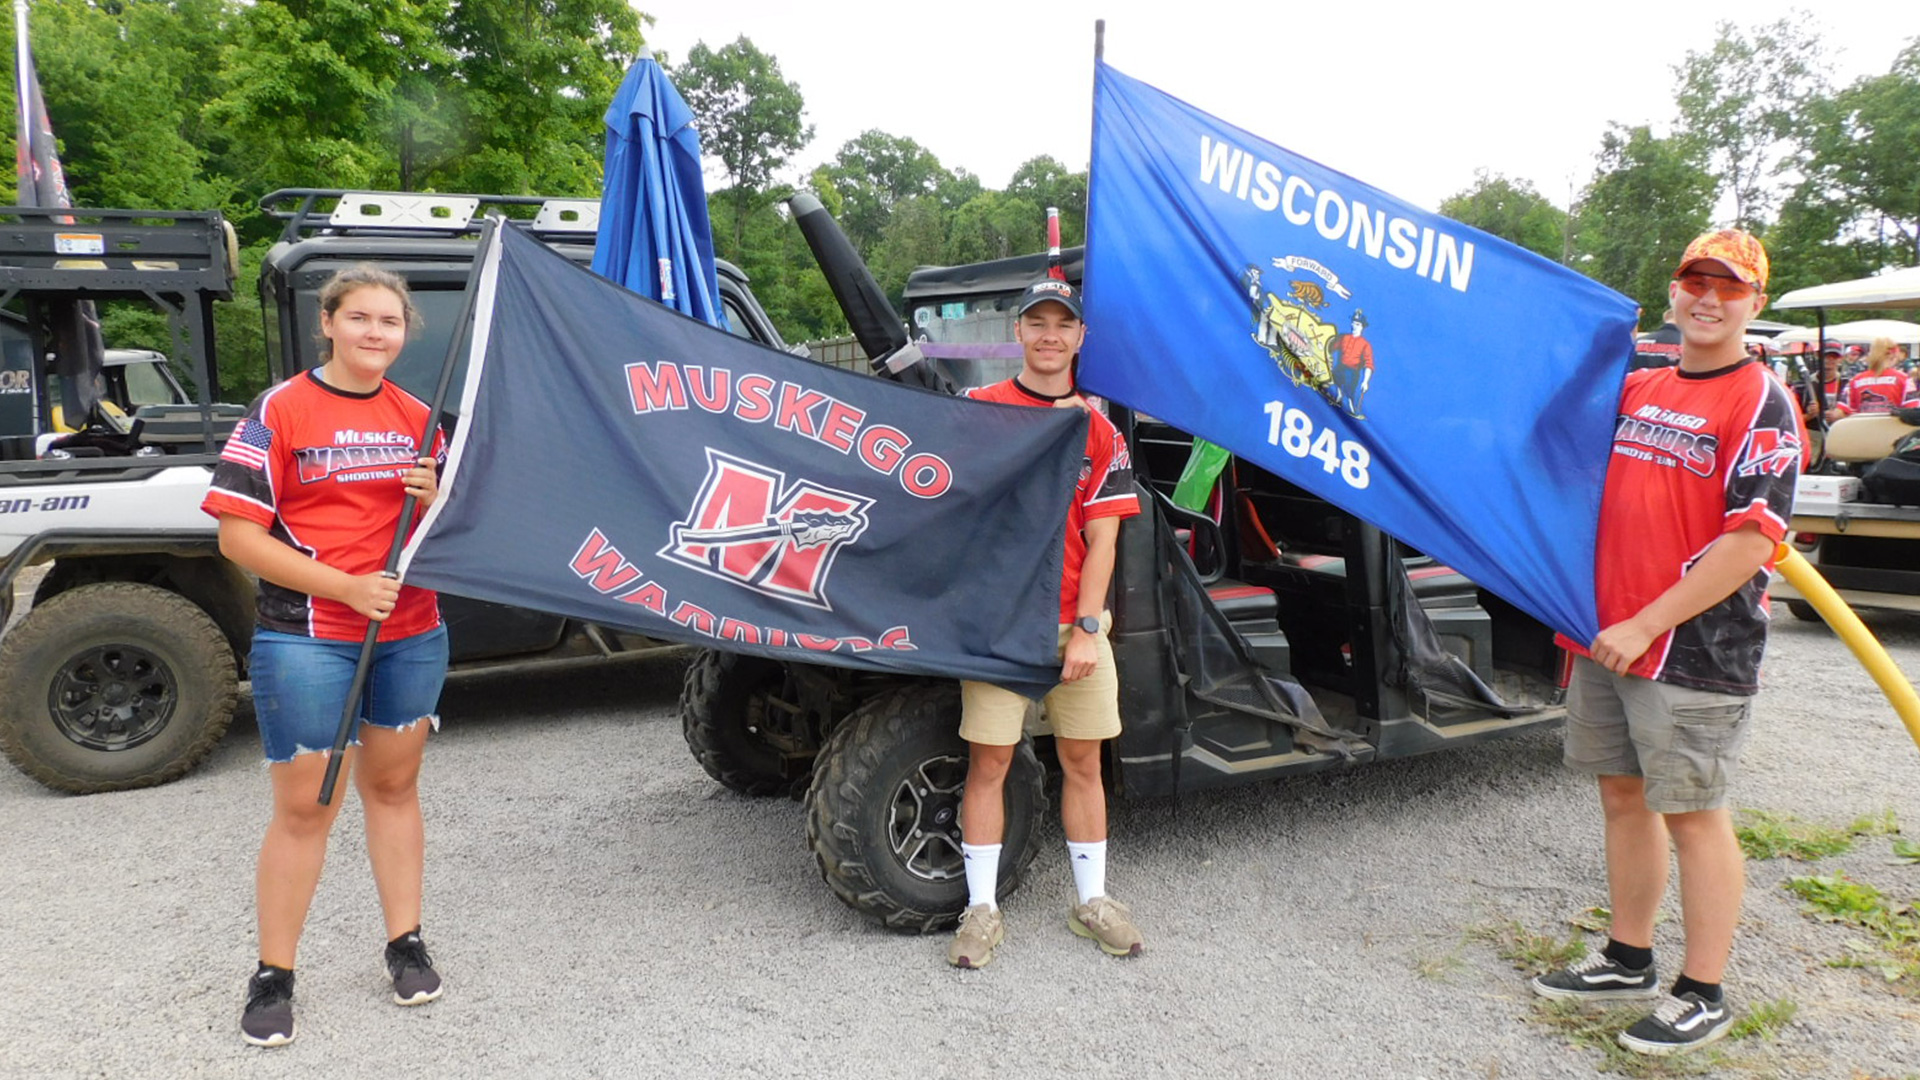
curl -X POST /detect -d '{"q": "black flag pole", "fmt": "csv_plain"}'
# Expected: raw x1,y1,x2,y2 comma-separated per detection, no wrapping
318,213,502,806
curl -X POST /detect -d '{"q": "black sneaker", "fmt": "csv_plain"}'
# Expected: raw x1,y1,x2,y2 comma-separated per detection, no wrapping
384,930,443,1006
1530,950,1660,1001
240,965,295,1047
1618,991,1733,1055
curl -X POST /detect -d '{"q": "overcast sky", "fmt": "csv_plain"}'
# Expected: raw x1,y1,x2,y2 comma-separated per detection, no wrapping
636,0,1907,215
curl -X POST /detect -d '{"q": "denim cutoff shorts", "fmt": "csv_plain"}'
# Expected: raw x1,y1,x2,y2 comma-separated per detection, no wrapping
249,625,449,763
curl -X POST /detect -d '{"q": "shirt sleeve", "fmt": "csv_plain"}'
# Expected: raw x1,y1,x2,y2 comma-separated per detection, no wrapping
1084,414,1140,521
199,396,280,528
1722,375,1802,543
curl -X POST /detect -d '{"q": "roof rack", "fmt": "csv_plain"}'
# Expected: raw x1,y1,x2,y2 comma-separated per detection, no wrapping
259,189,601,244
0,206,234,297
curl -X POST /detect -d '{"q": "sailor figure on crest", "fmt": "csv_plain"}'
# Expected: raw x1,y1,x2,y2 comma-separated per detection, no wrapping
1243,260,1378,421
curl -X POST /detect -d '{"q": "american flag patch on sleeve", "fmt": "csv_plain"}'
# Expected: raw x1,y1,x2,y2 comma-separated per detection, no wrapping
223,418,273,471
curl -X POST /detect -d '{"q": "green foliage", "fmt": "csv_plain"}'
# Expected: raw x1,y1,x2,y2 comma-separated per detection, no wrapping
1803,38,1920,266
1734,809,1893,861
1575,124,1715,327
817,130,948,256
676,36,812,251
1470,919,1586,975
1726,998,1797,1041
1438,170,1566,262
1786,872,1920,987
1672,17,1828,230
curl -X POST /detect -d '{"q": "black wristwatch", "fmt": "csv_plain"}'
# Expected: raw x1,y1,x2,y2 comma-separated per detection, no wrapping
1074,615,1102,635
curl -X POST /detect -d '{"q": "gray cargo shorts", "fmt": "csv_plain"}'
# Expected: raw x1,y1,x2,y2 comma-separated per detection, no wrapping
1564,656,1754,813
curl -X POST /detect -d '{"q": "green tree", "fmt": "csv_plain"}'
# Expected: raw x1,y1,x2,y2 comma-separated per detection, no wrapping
945,191,1041,265
1803,38,1920,266
1438,170,1566,262
675,36,812,251
9,0,229,212
1672,17,1827,230
867,194,947,304
205,0,442,200
1760,179,1885,322
1576,124,1716,325
420,0,642,195
819,130,946,256
1003,155,1087,247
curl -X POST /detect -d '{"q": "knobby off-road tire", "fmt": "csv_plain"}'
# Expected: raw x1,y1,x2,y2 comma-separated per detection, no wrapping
805,682,1046,932
679,649,814,797
0,583,237,794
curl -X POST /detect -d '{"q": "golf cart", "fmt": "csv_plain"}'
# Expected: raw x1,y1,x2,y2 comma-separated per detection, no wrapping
1768,269,1920,619
678,202,1570,931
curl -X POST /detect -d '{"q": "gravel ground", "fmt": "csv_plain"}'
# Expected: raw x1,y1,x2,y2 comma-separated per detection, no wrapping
2,604,1918,1079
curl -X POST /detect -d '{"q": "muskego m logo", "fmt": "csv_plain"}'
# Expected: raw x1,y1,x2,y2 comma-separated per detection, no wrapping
1734,427,1801,479
660,449,873,610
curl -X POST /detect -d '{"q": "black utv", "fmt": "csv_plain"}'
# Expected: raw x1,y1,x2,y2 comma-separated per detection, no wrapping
679,200,1568,931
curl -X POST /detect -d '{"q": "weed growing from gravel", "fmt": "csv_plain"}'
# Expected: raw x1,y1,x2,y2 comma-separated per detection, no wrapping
1784,873,1920,989
1570,905,1612,932
1727,998,1797,1041
1893,837,1920,865
1735,809,1898,861
1411,945,1466,981
1472,920,1585,975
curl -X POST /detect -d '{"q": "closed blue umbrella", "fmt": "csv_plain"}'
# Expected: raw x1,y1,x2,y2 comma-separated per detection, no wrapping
592,46,724,329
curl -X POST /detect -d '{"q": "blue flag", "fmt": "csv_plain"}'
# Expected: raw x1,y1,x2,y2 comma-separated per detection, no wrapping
1080,62,1638,644
400,226,1086,697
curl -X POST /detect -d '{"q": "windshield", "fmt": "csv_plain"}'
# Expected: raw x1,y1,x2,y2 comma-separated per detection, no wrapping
907,297,1025,389
121,361,184,407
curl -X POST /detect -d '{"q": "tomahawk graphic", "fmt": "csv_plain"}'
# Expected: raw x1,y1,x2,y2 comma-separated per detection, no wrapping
674,510,863,549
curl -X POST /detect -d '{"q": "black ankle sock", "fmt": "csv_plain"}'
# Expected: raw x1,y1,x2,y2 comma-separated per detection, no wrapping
1672,975,1722,1002
388,926,422,946
254,961,293,980
1602,939,1654,971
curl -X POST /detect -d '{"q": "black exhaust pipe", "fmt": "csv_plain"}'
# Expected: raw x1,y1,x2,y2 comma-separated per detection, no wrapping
787,192,946,391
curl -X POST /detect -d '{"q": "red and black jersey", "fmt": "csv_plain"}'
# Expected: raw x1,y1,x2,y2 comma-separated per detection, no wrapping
1557,359,1803,695
963,378,1140,622
1841,369,1912,415
201,371,446,642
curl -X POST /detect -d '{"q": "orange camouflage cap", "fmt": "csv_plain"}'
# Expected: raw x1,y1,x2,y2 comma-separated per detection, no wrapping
1676,228,1769,290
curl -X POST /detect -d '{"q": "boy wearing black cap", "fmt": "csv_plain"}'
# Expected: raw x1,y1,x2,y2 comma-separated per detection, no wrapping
1532,230,1804,1054
946,279,1143,969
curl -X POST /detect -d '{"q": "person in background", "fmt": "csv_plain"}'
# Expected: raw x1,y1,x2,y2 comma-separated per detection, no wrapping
1834,337,1910,417
202,265,449,1048
1801,344,1847,425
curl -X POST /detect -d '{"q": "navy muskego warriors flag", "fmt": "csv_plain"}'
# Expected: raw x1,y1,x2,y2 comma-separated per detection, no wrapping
401,226,1089,697
1079,62,1641,643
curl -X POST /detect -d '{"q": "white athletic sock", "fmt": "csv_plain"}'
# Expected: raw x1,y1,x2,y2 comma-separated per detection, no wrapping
1067,839,1107,906
961,842,1002,910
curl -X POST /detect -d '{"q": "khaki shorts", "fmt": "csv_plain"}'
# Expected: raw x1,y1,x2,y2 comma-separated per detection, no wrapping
959,612,1121,746
1564,656,1753,813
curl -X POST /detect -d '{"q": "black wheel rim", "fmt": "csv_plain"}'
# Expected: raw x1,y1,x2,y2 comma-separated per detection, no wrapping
888,752,967,882
46,644,177,752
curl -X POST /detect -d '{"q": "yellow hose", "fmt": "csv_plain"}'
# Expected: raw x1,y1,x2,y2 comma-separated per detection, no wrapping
1775,545,1920,750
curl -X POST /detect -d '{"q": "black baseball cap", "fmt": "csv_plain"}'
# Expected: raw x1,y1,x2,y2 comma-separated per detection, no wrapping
1014,278,1082,319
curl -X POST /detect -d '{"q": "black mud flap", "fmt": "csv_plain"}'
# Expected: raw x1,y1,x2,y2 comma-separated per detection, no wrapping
1382,555,1542,720
1153,511,1364,787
